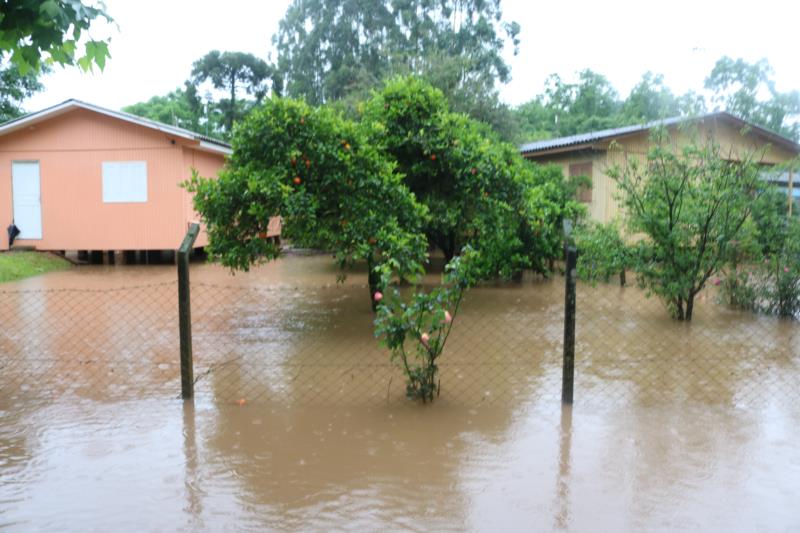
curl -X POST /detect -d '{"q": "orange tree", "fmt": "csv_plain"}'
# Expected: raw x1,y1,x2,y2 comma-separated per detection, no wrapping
185,97,428,307
362,76,581,277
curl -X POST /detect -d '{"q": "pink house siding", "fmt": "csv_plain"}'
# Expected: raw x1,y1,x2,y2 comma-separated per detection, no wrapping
0,103,235,251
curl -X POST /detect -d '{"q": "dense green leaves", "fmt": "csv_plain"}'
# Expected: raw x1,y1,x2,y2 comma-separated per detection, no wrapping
0,64,45,121
520,163,587,274
572,221,630,286
609,128,764,320
363,76,551,278
514,58,800,145
185,97,428,301
123,83,225,137
272,0,519,139
719,182,800,318
191,51,273,133
705,56,800,141
0,0,112,74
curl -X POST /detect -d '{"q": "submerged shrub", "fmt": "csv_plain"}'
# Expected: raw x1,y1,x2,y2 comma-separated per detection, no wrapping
573,220,631,286
374,247,480,402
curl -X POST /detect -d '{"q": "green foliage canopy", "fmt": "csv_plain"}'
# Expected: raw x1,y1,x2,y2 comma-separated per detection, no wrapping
609,129,764,321
0,63,44,121
572,220,630,286
705,56,800,141
272,0,520,138
514,57,800,145
185,97,429,303
0,0,112,74
363,77,537,277
123,83,225,137
191,50,273,133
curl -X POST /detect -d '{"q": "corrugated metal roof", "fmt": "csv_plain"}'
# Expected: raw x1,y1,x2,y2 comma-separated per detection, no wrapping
518,112,800,155
0,99,232,155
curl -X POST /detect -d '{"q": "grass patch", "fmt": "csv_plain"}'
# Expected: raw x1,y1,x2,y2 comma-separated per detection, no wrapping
0,251,72,283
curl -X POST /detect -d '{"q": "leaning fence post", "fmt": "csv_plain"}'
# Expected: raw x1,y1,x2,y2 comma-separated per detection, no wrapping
178,223,200,399
562,245,577,404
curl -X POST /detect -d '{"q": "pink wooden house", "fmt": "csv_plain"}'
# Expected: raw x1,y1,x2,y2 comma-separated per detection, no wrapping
0,99,280,258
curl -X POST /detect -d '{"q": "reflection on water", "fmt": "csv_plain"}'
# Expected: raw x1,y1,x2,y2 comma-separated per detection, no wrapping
1,256,799,530
2,399,798,531
555,405,572,530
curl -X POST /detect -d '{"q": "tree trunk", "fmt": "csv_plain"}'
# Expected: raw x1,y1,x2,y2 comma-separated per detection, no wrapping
685,294,695,321
673,297,685,321
619,269,626,287
438,233,456,264
229,72,236,132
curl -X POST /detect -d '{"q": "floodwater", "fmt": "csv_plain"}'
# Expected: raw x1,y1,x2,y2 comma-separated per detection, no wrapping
1,255,799,531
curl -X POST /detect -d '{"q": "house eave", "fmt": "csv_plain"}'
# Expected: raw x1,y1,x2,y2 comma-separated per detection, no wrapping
0,99,233,155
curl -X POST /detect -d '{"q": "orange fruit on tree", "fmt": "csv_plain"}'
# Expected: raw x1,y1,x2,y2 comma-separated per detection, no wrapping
293,176,302,185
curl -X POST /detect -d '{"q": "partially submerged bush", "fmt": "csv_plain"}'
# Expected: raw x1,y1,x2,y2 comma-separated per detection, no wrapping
374,248,480,402
573,220,631,285
720,217,800,318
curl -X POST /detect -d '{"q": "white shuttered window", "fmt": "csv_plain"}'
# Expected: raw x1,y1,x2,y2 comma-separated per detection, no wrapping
102,161,148,203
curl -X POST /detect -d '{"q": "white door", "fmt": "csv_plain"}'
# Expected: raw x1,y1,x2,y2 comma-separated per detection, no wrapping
12,161,42,240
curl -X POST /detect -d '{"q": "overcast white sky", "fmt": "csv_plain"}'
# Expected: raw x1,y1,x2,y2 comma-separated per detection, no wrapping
24,0,800,113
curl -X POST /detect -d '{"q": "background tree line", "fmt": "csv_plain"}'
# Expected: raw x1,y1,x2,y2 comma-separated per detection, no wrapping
514,59,800,143
4,0,797,147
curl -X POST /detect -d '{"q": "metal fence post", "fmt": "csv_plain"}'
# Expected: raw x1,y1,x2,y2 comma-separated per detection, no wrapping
562,245,577,404
178,223,200,399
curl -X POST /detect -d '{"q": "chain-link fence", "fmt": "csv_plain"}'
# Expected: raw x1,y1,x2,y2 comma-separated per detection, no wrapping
1,269,798,408
0,282,180,404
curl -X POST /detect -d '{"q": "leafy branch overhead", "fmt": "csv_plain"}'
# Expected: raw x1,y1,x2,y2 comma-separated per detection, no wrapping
0,0,113,74
184,96,429,306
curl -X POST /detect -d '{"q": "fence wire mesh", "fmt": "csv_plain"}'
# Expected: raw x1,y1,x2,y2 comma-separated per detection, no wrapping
1,276,798,409
573,284,800,408
190,282,564,407
0,282,180,404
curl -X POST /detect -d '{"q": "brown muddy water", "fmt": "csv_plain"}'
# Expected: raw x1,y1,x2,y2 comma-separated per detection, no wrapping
1,255,799,531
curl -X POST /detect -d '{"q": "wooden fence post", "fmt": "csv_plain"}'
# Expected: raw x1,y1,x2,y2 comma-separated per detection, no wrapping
562,245,577,404
178,223,200,399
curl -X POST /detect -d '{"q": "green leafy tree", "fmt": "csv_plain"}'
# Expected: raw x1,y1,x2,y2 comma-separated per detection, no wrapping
185,97,428,307
573,220,631,286
609,129,764,320
363,76,530,277
123,83,225,137
272,0,519,138
0,0,112,74
719,182,800,318
542,70,622,136
620,72,680,123
0,63,45,121
190,51,273,133
514,96,553,143
520,163,588,274
705,56,800,141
